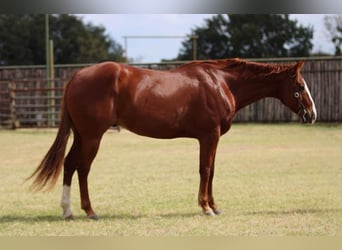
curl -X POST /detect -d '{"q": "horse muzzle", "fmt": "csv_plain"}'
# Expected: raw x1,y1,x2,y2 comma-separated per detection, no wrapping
300,108,316,124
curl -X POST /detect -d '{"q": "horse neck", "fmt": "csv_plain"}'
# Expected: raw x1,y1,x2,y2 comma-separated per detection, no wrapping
224,65,287,111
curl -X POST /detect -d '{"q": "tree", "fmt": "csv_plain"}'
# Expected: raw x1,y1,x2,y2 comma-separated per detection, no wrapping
324,15,342,56
177,14,314,60
0,14,126,65
0,15,33,65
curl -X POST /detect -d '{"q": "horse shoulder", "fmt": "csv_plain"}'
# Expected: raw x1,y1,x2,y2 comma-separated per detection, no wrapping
194,67,236,134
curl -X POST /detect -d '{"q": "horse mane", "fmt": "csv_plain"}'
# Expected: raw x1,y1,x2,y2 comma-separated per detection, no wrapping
177,58,292,76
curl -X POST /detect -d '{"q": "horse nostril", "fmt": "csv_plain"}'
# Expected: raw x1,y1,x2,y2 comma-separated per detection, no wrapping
303,112,313,124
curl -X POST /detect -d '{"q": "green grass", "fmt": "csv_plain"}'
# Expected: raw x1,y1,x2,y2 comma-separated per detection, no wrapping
0,124,341,235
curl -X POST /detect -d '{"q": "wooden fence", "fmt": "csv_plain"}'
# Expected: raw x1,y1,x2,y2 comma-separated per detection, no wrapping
0,79,65,128
0,57,341,128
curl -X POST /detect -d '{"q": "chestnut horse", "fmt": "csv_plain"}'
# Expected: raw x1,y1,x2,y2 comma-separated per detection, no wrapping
28,58,317,219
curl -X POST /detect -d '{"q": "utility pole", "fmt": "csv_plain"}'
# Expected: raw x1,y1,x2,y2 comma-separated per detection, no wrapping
45,14,50,81
45,14,55,126
192,35,198,60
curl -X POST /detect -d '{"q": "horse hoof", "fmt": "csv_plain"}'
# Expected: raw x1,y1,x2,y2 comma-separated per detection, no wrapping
202,210,215,216
63,214,74,220
87,214,99,220
214,209,223,215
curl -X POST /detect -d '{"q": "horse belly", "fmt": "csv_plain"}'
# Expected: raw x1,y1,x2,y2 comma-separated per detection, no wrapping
118,104,189,139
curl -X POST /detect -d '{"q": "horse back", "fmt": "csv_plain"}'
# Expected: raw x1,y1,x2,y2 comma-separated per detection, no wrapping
66,61,235,139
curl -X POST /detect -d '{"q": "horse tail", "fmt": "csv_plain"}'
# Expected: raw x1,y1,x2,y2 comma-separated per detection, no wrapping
27,98,72,192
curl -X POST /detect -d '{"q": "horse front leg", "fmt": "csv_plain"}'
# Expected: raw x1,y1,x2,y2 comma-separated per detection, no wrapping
208,164,222,215
198,128,221,216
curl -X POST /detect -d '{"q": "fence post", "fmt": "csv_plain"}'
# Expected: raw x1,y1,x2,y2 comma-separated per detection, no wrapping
48,39,55,127
9,81,18,129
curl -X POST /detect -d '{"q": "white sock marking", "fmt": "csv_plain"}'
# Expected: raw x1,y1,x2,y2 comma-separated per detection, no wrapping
60,185,73,218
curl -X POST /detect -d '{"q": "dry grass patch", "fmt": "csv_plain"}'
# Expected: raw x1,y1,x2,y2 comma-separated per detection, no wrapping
0,124,341,235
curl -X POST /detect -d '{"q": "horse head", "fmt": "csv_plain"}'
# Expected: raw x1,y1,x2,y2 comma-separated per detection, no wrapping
281,61,317,124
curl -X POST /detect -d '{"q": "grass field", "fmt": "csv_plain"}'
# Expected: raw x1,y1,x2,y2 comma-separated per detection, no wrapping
0,124,341,236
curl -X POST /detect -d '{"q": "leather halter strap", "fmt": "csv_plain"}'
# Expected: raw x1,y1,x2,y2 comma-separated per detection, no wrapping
288,70,307,118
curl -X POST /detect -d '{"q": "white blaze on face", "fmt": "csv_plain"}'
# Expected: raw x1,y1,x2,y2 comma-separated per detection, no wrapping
304,80,317,123
60,185,72,219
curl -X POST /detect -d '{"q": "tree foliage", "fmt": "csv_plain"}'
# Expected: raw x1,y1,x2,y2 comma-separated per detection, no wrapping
0,14,126,65
324,15,342,56
177,14,314,60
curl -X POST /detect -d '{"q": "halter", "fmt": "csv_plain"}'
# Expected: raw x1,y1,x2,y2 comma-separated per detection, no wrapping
288,70,308,122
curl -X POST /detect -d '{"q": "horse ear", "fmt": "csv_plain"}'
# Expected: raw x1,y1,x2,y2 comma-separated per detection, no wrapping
289,61,304,78
296,61,305,71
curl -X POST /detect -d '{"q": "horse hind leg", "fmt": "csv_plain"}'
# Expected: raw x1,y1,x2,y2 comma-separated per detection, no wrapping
60,132,82,220
60,131,102,220
76,135,102,219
